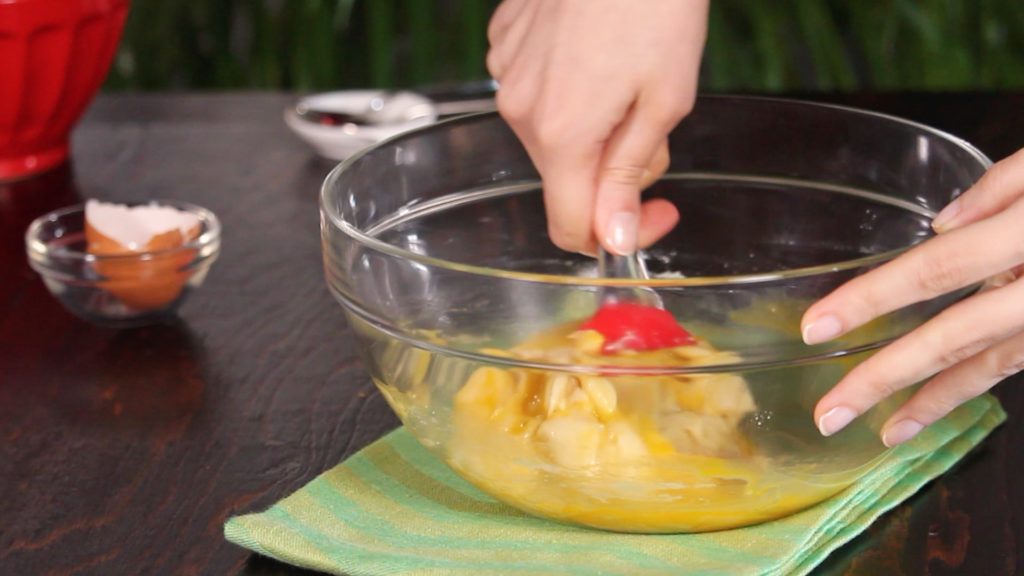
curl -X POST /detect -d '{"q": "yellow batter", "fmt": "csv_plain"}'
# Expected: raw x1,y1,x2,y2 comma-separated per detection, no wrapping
445,323,850,533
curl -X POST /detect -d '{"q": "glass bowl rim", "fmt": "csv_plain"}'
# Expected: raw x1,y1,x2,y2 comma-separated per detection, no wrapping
25,200,222,265
320,94,993,288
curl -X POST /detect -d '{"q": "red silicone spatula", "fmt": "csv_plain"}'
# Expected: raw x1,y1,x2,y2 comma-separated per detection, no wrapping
581,248,695,354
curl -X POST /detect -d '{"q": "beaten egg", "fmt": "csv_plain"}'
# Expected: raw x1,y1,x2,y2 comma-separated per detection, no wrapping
442,323,850,532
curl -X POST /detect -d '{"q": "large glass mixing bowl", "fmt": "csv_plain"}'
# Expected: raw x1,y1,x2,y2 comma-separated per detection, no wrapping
320,96,991,533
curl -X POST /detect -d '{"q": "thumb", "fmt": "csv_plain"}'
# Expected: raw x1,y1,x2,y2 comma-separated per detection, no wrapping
641,141,670,189
594,107,671,255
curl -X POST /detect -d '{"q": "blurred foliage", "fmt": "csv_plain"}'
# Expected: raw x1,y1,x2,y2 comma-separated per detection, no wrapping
105,0,1024,92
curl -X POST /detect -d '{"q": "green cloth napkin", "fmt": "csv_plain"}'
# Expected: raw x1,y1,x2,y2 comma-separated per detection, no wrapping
225,395,1005,576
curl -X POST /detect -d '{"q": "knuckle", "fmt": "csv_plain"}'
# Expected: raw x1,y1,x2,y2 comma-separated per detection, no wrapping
600,164,647,187
1008,198,1024,238
495,87,529,123
486,20,502,47
665,94,697,123
486,0,514,44
857,366,900,402
547,222,586,252
534,120,573,150
912,250,965,296
675,93,697,117
935,334,991,368
644,92,695,128
981,157,1011,198
1010,228,1024,259
916,387,963,418
993,344,1024,379
939,345,977,367
840,283,885,324
974,151,1024,207
485,50,503,79
866,378,899,402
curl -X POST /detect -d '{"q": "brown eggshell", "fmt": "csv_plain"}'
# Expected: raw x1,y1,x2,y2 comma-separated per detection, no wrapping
87,220,200,311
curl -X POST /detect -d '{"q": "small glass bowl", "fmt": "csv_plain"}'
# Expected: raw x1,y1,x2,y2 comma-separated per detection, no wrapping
25,201,221,327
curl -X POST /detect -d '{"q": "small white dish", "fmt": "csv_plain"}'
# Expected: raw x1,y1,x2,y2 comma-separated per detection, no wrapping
284,90,439,161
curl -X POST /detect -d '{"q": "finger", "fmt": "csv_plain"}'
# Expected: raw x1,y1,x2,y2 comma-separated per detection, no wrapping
593,108,675,255
518,65,607,254
813,277,1024,436
487,0,529,46
535,124,604,252
879,325,1024,446
639,140,670,189
486,0,540,80
982,264,1024,292
559,126,673,256
575,200,679,257
498,47,611,255
801,198,1024,345
633,142,679,248
932,148,1024,233
485,48,504,80
637,198,680,249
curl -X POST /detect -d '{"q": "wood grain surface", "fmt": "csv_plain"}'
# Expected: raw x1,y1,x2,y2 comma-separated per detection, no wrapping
0,93,1022,576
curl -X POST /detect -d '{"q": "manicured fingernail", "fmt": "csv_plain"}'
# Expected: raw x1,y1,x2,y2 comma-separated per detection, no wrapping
932,199,961,232
817,406,857,436
882,419,924,447
802,315,842,345
605,211,638,255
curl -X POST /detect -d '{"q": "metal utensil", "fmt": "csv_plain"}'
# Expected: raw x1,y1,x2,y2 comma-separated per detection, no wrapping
583,248,694,353
596,247,664,308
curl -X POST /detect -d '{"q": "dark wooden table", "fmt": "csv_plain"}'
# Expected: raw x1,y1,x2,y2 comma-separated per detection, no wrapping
1,93,1022,576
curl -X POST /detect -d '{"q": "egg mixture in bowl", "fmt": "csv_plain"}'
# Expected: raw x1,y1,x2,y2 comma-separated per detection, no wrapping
321,97,990,532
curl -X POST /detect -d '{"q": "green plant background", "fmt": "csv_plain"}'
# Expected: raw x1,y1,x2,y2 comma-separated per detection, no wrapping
105,0,1024,93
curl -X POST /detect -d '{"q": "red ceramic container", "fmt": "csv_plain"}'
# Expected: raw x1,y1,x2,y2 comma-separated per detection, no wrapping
0,0,129,181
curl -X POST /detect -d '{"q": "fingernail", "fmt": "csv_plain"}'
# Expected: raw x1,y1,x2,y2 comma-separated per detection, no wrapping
882,419,924,447
605,211,638,255
817,406,857,436
931,199,961,232
802,315,842,345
